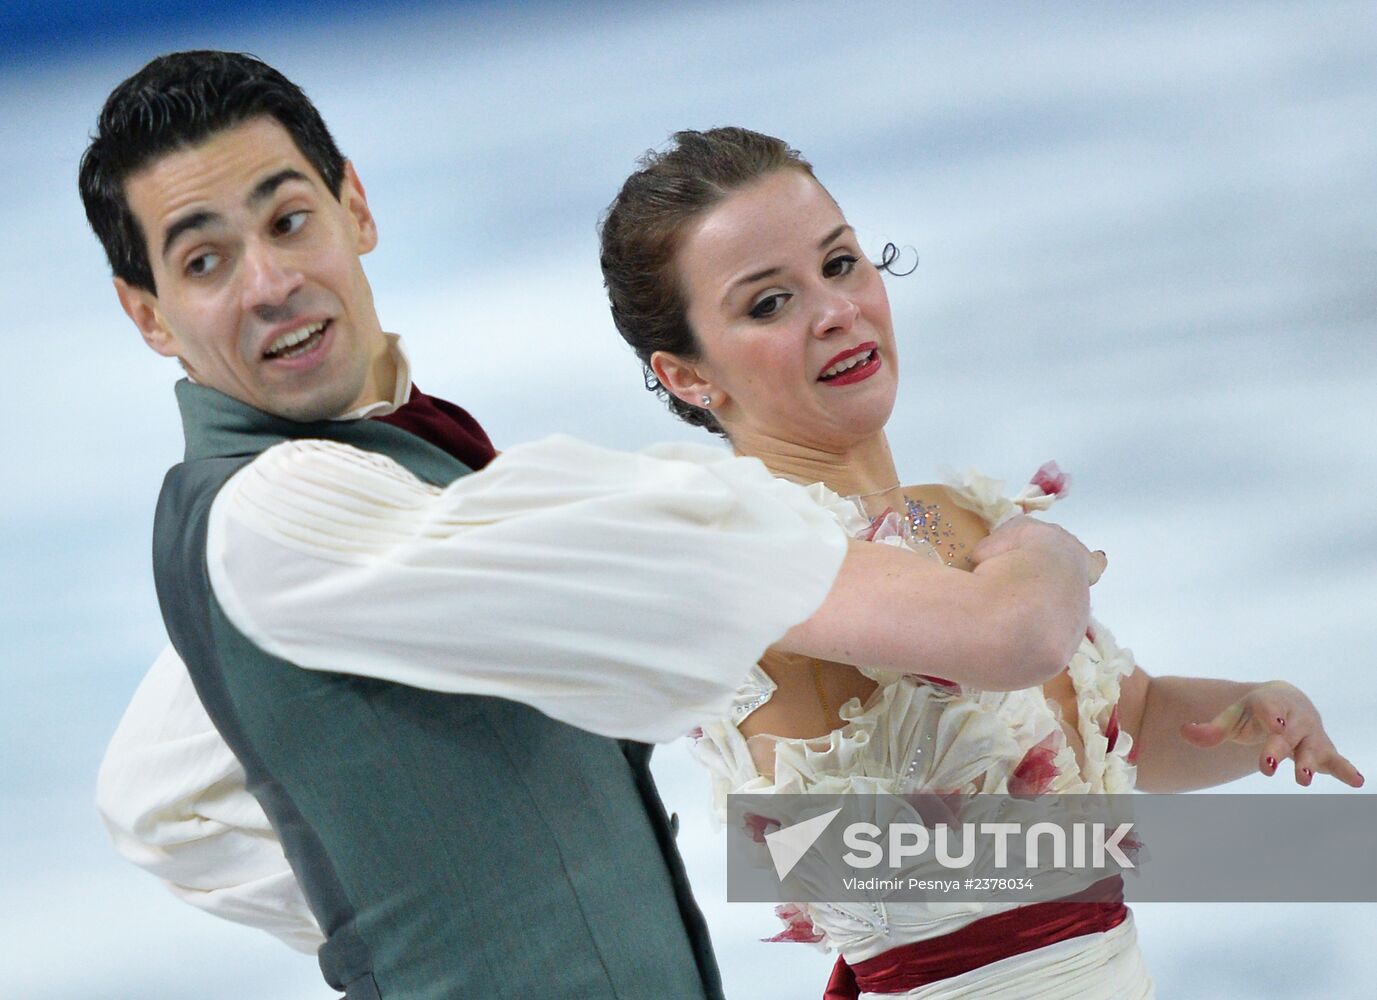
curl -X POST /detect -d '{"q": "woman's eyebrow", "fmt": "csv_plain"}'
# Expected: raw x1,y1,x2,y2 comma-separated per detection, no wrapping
722,225,855,305
729,266,780,295
817,224,851,249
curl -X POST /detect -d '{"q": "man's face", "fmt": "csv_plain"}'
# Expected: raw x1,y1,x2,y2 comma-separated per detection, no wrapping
118,115,388,420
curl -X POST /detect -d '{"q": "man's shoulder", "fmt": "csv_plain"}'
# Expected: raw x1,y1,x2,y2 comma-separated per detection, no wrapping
158,453,259,523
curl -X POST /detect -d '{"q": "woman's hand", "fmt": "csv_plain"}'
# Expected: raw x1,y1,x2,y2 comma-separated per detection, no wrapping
1180,681,1364,787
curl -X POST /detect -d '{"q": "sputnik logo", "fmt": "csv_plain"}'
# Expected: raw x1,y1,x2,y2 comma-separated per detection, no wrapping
764,806,844,880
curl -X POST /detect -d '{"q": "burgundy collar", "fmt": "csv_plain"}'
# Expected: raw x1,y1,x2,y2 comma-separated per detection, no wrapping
372,385,496,471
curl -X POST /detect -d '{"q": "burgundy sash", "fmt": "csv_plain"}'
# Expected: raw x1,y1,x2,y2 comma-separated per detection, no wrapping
823,877,1127,999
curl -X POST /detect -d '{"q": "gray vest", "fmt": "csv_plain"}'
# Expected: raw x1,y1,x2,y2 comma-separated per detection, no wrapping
153,380,723,1000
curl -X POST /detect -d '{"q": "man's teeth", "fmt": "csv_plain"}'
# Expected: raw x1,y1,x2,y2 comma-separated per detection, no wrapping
265,321,327,358
821,349,874,380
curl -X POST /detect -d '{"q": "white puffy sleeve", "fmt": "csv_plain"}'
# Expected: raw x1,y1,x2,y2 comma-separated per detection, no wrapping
96,436,844,948
96,646,324,953
207,434,848,743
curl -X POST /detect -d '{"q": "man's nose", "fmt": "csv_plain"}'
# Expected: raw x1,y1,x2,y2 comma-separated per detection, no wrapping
241,240,303,311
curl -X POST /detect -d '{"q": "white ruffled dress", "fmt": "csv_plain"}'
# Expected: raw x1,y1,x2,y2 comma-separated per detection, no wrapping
690,469,1154,999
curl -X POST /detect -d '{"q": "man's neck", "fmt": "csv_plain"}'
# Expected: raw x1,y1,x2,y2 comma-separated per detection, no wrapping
337,332,411,420
354,339,399,411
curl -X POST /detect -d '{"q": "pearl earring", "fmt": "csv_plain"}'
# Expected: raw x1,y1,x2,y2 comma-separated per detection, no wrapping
700,394,712,407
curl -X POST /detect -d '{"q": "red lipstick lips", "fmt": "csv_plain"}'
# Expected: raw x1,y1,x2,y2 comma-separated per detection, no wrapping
818,342,880,386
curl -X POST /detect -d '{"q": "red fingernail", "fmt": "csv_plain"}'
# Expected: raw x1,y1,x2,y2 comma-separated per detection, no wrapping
1302,768,1313,779
1266,756,1278,771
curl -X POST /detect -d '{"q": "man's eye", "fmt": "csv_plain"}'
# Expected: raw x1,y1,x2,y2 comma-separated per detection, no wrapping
274,210,309,236
749,292,790,319
823,254,859,278
186,252,221,277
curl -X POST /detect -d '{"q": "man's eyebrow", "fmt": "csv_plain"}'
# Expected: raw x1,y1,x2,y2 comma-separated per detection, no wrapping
161,211,219,262
248,168,311,208
160,169,314,263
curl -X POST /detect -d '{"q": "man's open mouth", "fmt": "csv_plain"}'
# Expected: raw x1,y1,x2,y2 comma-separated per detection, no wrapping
263,320,330,360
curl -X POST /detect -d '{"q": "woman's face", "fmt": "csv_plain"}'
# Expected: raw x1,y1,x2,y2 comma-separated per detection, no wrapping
668,168,898,452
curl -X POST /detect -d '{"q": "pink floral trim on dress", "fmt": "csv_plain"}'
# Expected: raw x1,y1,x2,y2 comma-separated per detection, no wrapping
1028,460,1071,499
764,903,826,945
1010,732,1063,796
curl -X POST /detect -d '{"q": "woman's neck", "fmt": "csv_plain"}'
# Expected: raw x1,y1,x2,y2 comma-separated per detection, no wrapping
732,429,900,497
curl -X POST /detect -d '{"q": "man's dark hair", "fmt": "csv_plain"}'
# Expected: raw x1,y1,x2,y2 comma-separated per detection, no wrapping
79,50,346,293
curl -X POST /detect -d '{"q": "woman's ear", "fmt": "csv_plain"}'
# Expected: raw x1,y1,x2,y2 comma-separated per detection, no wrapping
651,350,723,409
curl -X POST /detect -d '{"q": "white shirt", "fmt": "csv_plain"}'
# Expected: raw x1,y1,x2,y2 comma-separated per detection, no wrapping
96,358,848,951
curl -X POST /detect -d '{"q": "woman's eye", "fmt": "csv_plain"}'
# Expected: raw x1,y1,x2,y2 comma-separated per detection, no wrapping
185,252,221,277
823,254,859,278
273,210,309,236
749,293,790,319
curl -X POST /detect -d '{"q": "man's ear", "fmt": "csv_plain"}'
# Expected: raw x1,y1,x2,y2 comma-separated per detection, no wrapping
650,350,723,409
341,161,378,255
114,277,179,358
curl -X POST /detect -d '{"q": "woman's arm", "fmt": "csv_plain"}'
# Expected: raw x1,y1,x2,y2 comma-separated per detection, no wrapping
1118,668,1364,791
